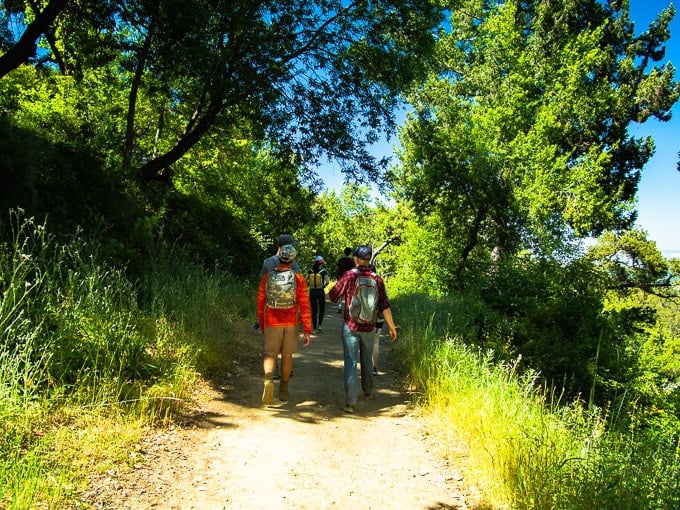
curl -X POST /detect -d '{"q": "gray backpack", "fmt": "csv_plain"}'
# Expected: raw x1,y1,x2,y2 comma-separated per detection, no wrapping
348,269,379,324
265,269,297,309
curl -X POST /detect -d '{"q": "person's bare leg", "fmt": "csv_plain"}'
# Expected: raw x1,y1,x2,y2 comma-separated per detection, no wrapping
278,354,293,401
263,354,276,378
262,354,276,405
280,354,293,381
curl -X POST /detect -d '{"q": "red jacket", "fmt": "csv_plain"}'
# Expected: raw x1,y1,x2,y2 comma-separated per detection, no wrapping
257,268,312,334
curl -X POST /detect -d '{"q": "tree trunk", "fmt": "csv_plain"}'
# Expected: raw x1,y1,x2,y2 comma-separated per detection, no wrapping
124,18,156,167
139,97,223,181
0,0,67,78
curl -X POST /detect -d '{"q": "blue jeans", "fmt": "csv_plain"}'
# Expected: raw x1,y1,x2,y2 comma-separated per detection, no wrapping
341,323,375,405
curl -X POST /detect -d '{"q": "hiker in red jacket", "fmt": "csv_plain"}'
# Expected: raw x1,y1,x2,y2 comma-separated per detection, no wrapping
257,244,312,405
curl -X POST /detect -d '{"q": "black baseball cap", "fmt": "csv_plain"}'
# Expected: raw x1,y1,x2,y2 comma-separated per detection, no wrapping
352,245,372,260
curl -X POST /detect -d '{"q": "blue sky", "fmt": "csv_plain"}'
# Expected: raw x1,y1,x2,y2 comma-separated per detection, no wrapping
629,1,680,258
319,1,680,258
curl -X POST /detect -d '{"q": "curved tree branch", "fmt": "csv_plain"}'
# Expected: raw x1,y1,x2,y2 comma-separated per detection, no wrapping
0,0,67,78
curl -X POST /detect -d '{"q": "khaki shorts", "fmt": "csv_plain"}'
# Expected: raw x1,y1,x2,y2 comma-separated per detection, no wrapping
263,325,299,356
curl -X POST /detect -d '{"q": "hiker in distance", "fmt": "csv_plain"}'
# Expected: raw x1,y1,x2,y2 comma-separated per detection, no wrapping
307,256,330,334
369,262,383,376
258,233,301,278
372,313,384,376
335,247,354,313
257,244,312,405
328,245,397,413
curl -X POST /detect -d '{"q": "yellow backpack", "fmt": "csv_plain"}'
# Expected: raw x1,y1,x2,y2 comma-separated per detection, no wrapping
308,272,323,289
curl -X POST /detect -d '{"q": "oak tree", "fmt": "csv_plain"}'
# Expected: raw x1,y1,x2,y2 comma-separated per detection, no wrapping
394,0,679,287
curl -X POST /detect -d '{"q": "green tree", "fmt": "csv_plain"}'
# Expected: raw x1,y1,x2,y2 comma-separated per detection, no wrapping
297,185,377,267
388,204,455,296
586,229,679,298
0,0,67,77
2,0,443,186
394,0,679,288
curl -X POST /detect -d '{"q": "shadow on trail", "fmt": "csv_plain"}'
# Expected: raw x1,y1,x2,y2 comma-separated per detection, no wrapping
263,308,414,424
205,303,416,425
183,302,490,510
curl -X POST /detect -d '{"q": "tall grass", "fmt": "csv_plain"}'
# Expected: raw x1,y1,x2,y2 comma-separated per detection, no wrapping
3,212,677,508
392,293,680,509
0,212,256,507
141,239,257,377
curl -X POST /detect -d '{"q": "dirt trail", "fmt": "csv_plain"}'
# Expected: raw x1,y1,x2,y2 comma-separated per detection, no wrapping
85,309,479,509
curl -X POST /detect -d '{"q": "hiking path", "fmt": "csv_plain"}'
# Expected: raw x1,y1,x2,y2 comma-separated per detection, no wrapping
84,307,480,509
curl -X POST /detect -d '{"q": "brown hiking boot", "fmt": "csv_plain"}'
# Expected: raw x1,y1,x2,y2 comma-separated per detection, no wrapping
278,380,289,401
262,378,274,405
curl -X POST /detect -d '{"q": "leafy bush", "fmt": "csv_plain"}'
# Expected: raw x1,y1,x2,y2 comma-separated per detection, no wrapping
391,292,680,509
0,211,258,506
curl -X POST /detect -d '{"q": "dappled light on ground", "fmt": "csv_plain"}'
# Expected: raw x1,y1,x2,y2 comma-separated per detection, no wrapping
84,307,482,509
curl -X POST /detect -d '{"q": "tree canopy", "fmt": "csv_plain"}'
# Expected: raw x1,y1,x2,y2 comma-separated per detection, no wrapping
393,0,679,287
1,0,443,185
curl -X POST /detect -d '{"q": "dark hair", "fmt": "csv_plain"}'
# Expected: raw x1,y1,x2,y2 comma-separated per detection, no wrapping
278,234,295,246
344,247,352,256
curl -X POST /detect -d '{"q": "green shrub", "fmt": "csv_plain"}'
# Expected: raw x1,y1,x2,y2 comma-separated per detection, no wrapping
391,292,680,510
0,211,257,506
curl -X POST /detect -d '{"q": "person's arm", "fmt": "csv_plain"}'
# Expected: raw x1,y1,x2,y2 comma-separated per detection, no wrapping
328,274,345,302
257,274,268,331
376,276,396,340
381,307,398,342
296,274,313,337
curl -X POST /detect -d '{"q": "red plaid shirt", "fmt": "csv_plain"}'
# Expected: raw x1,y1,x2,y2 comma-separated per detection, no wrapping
328,265,390,332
